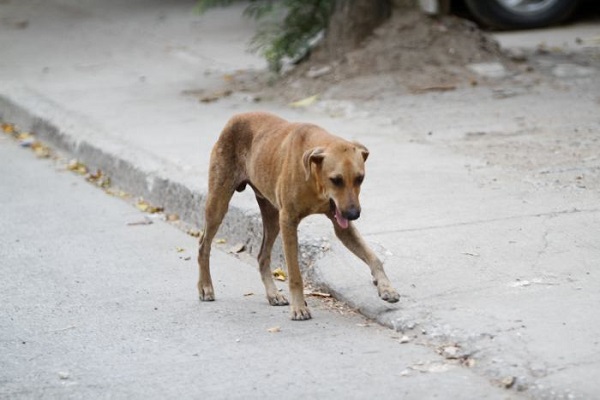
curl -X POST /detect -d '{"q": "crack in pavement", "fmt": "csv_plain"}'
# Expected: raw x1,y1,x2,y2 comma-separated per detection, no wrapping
363,207,600,236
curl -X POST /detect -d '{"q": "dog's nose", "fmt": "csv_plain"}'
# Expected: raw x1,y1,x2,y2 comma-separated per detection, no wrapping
343,207,361,221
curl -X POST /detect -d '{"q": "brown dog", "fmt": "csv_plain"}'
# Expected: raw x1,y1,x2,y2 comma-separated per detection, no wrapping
198,112,399,320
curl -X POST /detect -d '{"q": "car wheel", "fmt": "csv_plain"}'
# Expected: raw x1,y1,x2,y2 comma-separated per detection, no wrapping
463,0,580,29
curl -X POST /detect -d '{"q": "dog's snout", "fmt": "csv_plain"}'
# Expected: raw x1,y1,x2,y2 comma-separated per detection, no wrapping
342,207,361,221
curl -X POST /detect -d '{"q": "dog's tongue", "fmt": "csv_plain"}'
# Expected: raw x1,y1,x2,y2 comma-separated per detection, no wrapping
334,207,349,229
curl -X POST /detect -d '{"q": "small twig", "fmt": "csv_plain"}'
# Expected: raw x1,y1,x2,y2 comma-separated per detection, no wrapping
46,325,77,333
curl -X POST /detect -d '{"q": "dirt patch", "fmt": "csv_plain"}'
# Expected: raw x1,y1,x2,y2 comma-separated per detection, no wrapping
242,10,513,102
458,127,600,192
223,8,600,193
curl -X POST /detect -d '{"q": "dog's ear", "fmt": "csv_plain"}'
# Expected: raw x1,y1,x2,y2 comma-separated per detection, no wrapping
353,141,370,162
302,147,326,181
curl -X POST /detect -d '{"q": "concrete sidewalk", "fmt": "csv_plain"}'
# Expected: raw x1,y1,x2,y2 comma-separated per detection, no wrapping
2,1,600,398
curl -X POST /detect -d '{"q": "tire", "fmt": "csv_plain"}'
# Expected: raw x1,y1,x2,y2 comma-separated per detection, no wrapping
463,0,580,29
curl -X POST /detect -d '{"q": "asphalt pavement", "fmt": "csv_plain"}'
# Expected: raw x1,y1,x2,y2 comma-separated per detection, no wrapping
1,1,599,399
0,135,520,399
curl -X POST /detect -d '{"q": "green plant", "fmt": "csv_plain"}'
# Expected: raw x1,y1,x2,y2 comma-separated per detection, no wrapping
196,0,335,72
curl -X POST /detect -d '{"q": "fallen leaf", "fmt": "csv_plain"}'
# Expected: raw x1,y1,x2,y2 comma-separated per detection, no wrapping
136,198,163,214
151,205,164,213
176,246,185,253
272,267,287,281
289,94,319,108
215,238,227,244
67,159,88,175
200,89,232,103
86,170,111,188
243,292,254,297
187,229,202,238
136,200,150,212
86,169,102,181
267,326,281,333
99,177,111,188
105,188,130,198
31,141,51,158
1,123,15,134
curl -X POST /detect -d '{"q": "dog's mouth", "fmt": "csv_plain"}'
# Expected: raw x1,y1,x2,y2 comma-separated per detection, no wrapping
330,199,349,229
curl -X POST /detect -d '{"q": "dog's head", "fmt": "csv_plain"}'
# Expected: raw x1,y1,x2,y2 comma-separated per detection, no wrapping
303,142,369,229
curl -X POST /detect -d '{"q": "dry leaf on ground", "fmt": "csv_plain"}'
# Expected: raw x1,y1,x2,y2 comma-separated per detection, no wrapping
187,229,202,238
136,199,163,214
289,94,318,108
67,159,88,175
200,89,232,103
272,267,287,281
31,141,51,158
2,123,15,134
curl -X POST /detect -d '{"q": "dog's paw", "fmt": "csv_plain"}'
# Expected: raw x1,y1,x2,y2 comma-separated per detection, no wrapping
290,305,312,321
198,286,215,302
267,292,289,306
378,285,400,303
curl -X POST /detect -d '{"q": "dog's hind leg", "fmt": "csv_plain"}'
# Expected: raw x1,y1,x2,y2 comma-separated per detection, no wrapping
329,217,400,303
256,196,289,306
197,168,236,302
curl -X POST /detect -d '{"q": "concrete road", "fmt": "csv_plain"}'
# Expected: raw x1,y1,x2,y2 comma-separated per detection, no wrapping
1,1,599,399
0,137,519,399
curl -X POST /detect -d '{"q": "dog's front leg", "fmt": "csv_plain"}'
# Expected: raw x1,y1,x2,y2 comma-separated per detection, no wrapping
279,212,311,320
331,219,400,303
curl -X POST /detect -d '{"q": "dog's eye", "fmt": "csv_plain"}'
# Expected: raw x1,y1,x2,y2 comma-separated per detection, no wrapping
330,176,344,187
355,175,364,185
